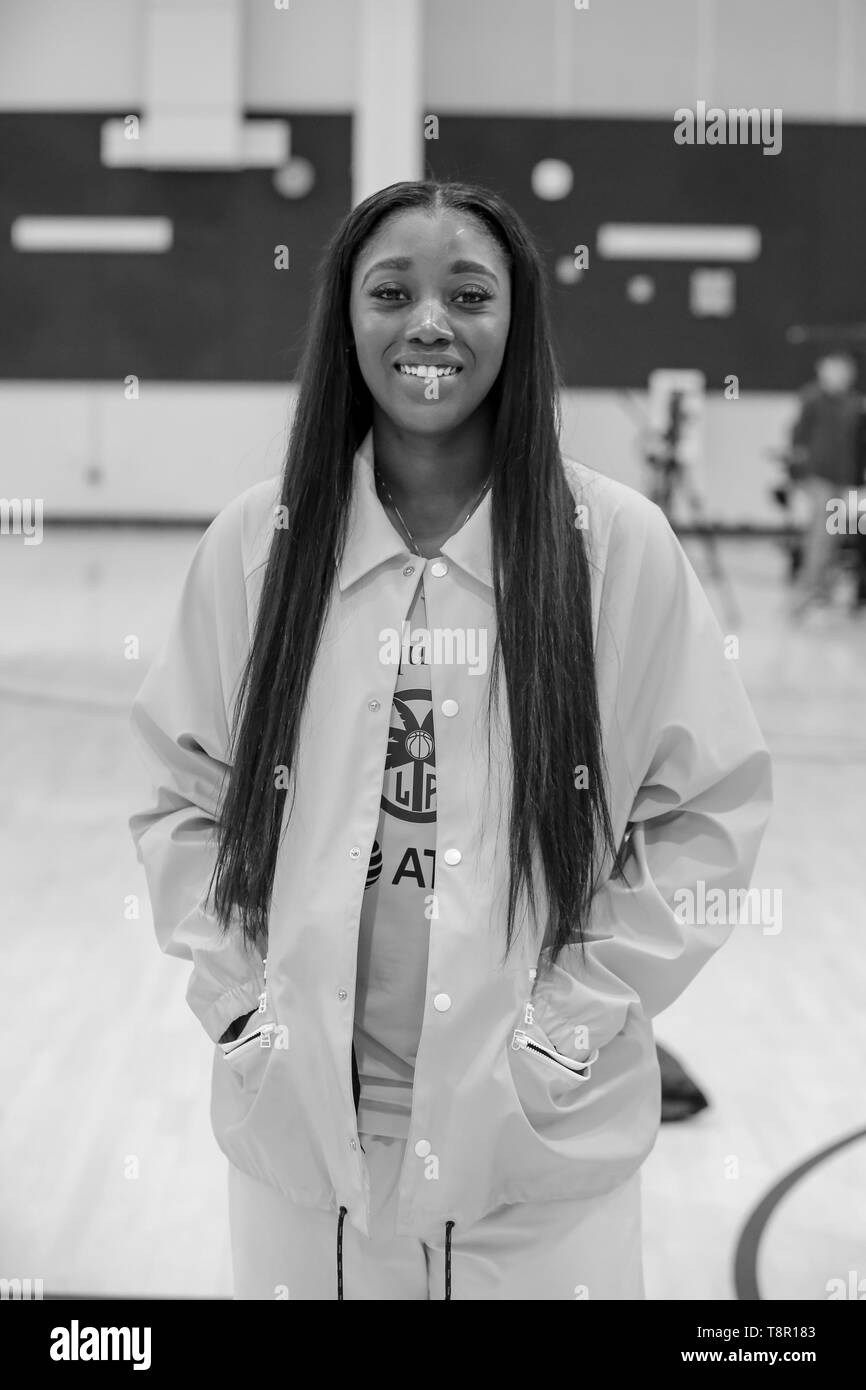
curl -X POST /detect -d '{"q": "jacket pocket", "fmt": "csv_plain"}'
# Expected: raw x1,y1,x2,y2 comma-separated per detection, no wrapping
511,1026,599,1078
219,1016,275,1092
507,994,600,1132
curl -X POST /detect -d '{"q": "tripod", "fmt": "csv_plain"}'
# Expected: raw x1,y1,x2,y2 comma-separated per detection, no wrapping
627,389,742,630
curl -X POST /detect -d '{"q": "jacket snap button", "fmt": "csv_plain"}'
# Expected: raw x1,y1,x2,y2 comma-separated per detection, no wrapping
430,560,448,577
414,1140,432,1158
441,699,459,717
349,846,361,859
402,565,415,576
368,699,380,712
433,993,451,1012
443,848,461,865
349,1139,357,1150
338,989,348,1001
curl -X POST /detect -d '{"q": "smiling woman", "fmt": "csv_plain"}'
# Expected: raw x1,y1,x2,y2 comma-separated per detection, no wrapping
128,178,772,1301
348,203,512,554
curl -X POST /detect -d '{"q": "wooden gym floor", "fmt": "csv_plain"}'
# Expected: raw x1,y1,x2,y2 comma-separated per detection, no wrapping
0,527,863,1299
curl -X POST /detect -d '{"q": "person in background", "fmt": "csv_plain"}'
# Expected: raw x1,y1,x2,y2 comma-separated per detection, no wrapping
766,445,807,582
789,350,865,617
854,408,866,612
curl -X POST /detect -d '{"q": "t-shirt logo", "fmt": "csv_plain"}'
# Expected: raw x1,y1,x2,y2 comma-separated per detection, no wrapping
382,691,436,822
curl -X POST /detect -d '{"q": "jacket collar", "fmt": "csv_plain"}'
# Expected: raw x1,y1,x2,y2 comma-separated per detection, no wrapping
337,427,494,593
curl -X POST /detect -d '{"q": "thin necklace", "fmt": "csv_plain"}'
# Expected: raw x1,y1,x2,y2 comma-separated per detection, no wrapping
374,464,492,558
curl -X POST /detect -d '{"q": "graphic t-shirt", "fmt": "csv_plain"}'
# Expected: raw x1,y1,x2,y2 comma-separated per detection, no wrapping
354,575,437,1139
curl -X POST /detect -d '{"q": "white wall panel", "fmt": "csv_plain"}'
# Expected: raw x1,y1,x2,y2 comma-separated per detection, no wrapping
0,0,145,110
563,0,702,117
423,0,558,113
1,0,863,123
243,0,357,111
0,381,800,525
0,383,294,517
710,0,838,119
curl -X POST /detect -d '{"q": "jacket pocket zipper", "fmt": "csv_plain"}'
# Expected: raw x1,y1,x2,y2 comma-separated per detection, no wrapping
511,1028,598,1076
223,1022,273,1057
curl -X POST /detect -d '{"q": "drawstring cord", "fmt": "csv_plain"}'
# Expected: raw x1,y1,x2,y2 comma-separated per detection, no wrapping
337,1206,456,1300
337,1205,347,1301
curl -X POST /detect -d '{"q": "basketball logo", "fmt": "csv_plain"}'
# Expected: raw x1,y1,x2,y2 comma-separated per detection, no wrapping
406,728,434,761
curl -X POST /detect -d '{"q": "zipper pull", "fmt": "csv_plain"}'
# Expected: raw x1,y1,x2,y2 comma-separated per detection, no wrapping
511,1029,530,1051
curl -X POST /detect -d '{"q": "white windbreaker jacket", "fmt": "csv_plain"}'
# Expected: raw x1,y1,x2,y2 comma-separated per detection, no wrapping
128,428,773,1239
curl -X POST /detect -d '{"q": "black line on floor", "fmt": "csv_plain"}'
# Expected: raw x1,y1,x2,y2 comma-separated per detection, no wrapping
733,1124,866,1300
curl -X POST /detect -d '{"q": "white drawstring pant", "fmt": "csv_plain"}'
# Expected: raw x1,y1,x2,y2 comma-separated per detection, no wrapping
228,1133,645,1300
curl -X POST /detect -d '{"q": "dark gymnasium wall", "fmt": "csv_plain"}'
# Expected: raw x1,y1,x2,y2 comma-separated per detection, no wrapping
2,112,864,388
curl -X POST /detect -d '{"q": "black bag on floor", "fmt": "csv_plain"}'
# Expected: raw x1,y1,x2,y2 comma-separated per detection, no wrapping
657,1043,709,1122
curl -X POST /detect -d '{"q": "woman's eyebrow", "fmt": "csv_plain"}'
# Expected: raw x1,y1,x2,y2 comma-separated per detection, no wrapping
360,257,500,287
450,259,499,283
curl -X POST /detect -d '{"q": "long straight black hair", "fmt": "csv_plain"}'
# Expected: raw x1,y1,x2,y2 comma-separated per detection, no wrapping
207,179,619,968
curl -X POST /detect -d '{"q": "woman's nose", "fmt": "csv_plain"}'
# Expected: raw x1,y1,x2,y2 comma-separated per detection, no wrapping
407,301,455,342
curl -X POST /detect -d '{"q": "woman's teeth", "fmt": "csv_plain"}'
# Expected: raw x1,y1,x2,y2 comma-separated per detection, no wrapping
397,364,461,378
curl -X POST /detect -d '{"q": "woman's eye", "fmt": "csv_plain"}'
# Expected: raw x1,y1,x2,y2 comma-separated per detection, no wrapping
454,286,493,305
370,286,408,302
